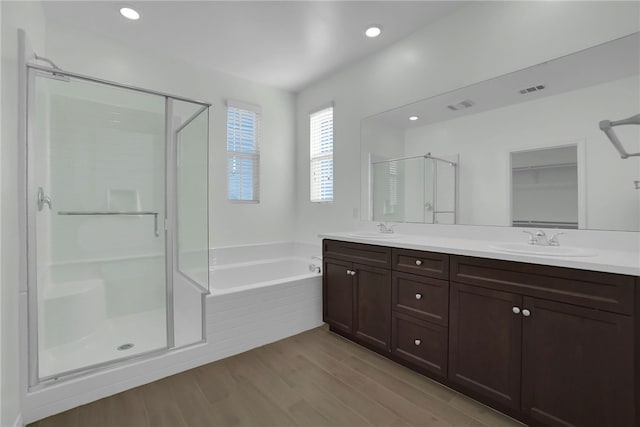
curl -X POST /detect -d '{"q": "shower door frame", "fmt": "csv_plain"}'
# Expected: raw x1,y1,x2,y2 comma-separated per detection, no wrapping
21,53,211,388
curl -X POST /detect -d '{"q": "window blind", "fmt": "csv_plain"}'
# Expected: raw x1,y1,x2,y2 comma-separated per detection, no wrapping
227,101,260,202
310,106,334,202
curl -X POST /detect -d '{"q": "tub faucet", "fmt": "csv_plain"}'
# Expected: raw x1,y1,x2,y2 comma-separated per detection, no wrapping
309,256,322,274
377,222,395,234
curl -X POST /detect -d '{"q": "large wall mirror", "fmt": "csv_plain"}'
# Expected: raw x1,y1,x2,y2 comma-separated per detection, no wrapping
360,33,640,232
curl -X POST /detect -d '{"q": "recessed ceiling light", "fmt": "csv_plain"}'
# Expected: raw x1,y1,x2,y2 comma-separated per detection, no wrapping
409,116,419,121
365,26,382,38
120,7,140,20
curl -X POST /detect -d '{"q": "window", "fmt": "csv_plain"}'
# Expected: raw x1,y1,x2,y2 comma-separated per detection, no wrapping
227,101,260,202
310,106,334,202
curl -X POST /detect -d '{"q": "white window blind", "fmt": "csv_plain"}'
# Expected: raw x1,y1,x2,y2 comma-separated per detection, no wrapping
227,101,260,202
310,106,334,202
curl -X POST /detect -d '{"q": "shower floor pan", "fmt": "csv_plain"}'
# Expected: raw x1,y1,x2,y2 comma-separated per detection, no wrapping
39,308,166,379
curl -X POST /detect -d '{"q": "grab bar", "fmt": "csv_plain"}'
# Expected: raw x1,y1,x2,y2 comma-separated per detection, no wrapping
57,211,160,237
599,114,640,159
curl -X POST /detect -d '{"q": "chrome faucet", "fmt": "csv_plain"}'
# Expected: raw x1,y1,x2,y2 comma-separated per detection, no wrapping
377,222,395,234
535,230,550,246
523,230,565,246
548,232,565,246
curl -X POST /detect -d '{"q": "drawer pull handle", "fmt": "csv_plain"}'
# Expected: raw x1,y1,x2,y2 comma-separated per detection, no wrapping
415,260,423,266
414,339,421,346
512,306,521,315
522,309,531,317
415,293,422,300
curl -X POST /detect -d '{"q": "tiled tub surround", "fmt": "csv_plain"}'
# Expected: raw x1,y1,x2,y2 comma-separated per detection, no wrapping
22,242,323,424
320,227,639,426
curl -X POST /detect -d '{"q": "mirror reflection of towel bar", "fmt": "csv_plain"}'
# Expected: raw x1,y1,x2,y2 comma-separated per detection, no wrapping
599,114,640,159
57,211,160,237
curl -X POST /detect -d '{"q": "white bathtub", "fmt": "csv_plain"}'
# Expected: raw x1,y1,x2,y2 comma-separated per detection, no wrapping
205,244,323,358
209,257,319,293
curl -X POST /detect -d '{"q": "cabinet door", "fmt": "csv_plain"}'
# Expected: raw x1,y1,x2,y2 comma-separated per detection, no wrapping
449,282,522,410
521,297,634,427
323,258,354,334
353,263,391,351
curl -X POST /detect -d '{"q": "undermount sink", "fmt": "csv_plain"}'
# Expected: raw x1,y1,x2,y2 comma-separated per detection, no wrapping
347,231,401,239
490,243,597,257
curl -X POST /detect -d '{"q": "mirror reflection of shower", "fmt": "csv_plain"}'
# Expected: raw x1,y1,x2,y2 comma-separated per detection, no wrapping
372,153,458,224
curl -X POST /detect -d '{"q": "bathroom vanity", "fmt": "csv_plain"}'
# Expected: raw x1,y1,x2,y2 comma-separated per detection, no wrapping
321,236,640,427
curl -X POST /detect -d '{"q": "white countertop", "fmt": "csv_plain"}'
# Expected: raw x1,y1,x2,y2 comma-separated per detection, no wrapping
319,231,640,276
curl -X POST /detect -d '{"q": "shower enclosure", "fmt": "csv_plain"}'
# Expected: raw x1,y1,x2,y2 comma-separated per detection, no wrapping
372,154,458,224
23,51,210,386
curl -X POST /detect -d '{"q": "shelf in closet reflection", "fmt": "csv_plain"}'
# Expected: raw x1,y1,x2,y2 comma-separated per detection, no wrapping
57,211,160,237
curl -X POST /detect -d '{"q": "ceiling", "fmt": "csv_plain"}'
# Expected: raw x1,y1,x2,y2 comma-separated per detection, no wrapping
42,1,462,92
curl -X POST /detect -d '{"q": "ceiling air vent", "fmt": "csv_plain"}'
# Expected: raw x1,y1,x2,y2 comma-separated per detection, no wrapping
447,99,475,111
519,84,545,95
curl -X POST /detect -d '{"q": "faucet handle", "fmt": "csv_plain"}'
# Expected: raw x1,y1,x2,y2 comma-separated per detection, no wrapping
548,232,565,246
522,230,536,245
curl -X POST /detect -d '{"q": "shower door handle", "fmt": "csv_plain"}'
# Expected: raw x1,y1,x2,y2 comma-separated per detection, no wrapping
37,187,52,211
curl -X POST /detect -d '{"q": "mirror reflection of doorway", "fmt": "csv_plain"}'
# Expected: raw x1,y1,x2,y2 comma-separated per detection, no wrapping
510,145,579,229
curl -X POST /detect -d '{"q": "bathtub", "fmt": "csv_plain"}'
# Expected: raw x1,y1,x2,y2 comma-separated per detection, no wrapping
209,257,319,294
205,243,323,359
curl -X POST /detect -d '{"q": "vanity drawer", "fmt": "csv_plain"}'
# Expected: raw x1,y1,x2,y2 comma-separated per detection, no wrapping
391,312,448,378
392,271,448,326
392,248,449,280
323,239,391,268
450,255,635,315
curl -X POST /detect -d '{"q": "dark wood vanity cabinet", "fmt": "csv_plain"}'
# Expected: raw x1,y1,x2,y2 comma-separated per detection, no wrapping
323,239,640,427
322,240,392,351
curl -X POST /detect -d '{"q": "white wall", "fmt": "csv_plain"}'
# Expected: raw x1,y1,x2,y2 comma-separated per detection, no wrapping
43,21,297,248
1,2,47,426
294,1,640,243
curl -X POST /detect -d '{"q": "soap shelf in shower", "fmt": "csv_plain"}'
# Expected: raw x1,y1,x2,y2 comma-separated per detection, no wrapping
57,211,160,237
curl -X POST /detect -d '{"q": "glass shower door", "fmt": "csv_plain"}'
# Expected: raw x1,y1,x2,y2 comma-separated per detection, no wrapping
29,71,169,381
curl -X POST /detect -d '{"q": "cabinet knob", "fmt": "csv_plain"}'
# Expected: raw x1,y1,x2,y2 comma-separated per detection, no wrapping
415,260,423,266
346,269,352,276
350,270,357,276
512,306,521,315
415,293,422,300
414,339,421,346
522,309,531,317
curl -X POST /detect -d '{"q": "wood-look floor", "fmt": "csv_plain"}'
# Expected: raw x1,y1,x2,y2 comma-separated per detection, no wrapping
30,326,524,427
